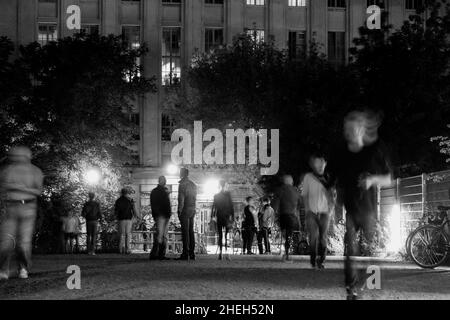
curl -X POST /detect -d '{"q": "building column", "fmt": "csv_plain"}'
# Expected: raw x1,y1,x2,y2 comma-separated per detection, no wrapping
18,0,36,45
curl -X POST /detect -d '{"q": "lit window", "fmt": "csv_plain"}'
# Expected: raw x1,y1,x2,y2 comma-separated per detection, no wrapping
367,0,385,9
246,29,265,43
288,0,306,6
122,26,141,80
328,31,346,67
246,0,265,5
162,27,181,86
288,31,306,59
38,24,58,45
406,0,422,10
328,0,346,8
162,114,176,141
205,28,224,52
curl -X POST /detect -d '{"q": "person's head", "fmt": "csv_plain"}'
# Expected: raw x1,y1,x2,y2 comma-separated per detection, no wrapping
7,146,32,163
158,176,167,186
309,152,327,176
282,174,294,186
262,197,270,206
88,192,95,201
180,167,189,179
219,179,228,192
246,196,255,206
121,188,130,198
344,110,381,149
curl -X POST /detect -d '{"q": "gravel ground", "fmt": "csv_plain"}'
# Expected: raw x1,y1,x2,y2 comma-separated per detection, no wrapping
0,254,449,300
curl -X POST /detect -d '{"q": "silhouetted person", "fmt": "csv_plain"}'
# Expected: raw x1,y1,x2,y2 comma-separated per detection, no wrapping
329,110,392,300
149,176,172,260
257,197,274,254
82,192,101,255
242,196,258,255
211,180,234,260
177,168,197,261
0,146,43,280
115,188,136,254
272,175,301,261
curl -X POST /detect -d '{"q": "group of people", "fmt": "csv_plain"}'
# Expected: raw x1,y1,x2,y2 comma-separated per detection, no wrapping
0,110,392,300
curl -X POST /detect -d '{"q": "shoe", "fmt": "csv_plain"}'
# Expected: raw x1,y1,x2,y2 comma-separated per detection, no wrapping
346,287,359,300
91,252,96,256
218,253,223,260
0,272,8,281
225,254,231,261
158,256,171,261
317,262,325,270
176,255,189,261
247,252,254,255
149,255,159,260
18,268,28,279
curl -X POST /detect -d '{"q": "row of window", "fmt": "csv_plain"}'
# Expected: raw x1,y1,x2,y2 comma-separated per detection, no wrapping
329,0,422,9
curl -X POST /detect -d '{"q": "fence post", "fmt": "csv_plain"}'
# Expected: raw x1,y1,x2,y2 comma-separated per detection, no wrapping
422,173,427,218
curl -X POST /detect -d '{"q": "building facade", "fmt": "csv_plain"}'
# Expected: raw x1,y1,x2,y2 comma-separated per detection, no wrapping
0,0,430,237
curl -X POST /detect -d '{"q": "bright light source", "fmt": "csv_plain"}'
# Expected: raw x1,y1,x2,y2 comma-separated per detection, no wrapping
203,179,220,198
167,164,179,176
387,204,402,252
84,168,101,185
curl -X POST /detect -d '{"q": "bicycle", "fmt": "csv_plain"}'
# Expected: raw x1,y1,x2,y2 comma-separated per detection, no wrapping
408,205,450,268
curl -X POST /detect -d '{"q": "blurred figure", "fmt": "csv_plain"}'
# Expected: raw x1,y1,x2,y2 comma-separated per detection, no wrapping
211,180,234,260
82,192,101,255
0,146,43,280
272,175,302,261
242,196,258,255
257,197,274,255
177,168,197,261
329,110,392,300
115,188,136,254
61,212,80,254
149,176,172,260
302,152,335,270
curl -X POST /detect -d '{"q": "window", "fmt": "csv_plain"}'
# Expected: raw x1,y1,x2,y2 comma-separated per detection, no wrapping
246,0,265,5
162,27,181,86
162,114,176,141
80,25,99,35
288,31,306,59
162,0,181,3
406,0,423,10
367,0,385,9
205,0,223,3
328,32,345,67
38,24,58,45
328,0,346,8
205,28,224,52
122,26,141,49
246,29,265,43
288,0,306,6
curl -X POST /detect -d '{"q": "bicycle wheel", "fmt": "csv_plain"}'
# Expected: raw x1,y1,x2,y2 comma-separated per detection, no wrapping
409,225,449,268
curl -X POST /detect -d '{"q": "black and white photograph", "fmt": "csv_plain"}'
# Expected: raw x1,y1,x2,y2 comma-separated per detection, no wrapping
0,0,449,313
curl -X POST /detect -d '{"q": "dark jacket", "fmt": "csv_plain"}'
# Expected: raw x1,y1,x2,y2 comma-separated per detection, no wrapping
212,191,234,219
273,184,302,216
178,177,197,217
242,205,257,229
150,185,171,219
115,196,136,220
82,200,101,222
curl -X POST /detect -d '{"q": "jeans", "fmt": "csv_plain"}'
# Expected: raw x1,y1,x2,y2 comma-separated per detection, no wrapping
306,211,330,266
150,216,170,258
0,202,36,274
242,227,256,253
217,221,232,253
86,221,98,254
257,228,271,254
279,214,299,256
118,219,132,253
179,213,195,257
344,213,376,289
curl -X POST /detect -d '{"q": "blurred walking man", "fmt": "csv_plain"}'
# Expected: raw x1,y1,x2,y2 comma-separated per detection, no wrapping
330,110,392,300
211,180,234,260
257,197,274,255
149,176,172,260
177,168,197,261
273,175,301,261
0,146,43,280
82,192,101,255
115,188,136,254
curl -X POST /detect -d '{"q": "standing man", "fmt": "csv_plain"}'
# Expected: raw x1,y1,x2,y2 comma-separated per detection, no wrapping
257,197,274,255
242,196,258,255
0,146,43,280
177,168,197,261
272,175,302,261
115,188,136,254
82,192,101,255
211,180,234,260
149,176,172,260
330,110,392,300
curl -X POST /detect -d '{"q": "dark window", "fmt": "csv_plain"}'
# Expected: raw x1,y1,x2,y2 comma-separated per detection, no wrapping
38,24,58,45
328,0,346,8
288,31,306,59
162,27,181,86
163,0,181,3
80,25,99,35
405,0,423,10
367,0,385,9
205,28,224,52
162,114,176,141
328,31,345,67
205,0,223,3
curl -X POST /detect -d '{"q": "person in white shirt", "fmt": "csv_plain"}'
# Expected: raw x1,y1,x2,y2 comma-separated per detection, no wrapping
301,152,335,269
